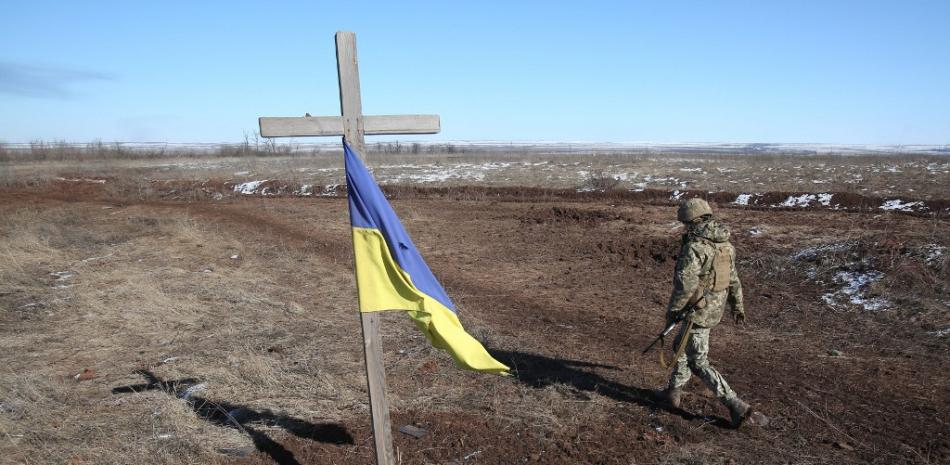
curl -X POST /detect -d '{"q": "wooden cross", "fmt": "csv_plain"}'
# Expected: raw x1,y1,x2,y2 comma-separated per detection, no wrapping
258,31,440,465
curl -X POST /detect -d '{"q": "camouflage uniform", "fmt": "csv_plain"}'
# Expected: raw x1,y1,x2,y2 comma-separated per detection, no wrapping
665,215,746,406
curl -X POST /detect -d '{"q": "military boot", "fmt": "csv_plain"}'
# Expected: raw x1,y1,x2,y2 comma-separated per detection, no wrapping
658,386,683,408
724,396,752,428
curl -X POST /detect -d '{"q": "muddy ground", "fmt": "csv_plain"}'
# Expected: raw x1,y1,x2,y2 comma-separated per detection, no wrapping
1,182,948,465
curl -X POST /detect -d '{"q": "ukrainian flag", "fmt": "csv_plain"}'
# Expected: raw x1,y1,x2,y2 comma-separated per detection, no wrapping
344,142,509,374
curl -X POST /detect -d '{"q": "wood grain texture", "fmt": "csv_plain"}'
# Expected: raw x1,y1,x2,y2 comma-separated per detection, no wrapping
337,30,396,465
258,116,343,137
335,30,365,154
259,114,439,137
363,114,440,135
359,312,396,465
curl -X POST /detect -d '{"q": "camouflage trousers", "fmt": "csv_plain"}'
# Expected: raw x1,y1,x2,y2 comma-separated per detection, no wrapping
667,325,737,402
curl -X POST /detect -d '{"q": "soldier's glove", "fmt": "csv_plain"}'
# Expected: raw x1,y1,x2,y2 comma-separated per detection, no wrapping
733,311,746,325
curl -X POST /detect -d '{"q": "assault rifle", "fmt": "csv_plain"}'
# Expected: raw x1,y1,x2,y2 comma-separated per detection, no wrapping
642,306,698,355
643,268,715,356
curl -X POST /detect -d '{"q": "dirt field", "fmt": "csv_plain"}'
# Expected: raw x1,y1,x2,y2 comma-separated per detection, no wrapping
1,157,948,464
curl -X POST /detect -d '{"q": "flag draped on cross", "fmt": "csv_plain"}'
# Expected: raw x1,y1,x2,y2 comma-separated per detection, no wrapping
344,142,509,374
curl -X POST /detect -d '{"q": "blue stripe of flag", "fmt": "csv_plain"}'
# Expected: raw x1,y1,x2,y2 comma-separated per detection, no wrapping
344,141,457,313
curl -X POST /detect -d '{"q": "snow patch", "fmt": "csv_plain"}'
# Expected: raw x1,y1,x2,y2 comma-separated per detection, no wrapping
880,199,927,212
379,162,515,184
822,271,890,311
320,184,341,197
734,193,753,205
233,180,266,195
780,194,817,207
925,244,945,264
670,190,684,200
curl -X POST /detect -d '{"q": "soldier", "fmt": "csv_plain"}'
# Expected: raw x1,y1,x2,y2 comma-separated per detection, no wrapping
658,198,754,428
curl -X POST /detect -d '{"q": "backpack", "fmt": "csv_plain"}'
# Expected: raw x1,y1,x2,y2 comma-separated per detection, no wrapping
710,242,733,292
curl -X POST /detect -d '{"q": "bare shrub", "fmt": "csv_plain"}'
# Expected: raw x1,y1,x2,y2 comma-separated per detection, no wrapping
579,170,621,192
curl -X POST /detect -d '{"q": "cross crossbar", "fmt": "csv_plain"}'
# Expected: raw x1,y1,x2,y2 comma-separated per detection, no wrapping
259,114,439,137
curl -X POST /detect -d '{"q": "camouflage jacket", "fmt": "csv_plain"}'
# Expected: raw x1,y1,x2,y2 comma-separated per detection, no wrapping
666,217,744,328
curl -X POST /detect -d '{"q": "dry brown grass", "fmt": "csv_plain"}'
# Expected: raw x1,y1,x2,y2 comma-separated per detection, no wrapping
1,168,948,464
0,198,679,464
0,203,371,464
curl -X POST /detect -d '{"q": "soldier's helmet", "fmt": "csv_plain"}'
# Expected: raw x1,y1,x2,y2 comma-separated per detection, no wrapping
677,198,713,223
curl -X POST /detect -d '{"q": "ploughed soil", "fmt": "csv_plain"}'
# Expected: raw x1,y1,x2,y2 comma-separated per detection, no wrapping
1,182,948,465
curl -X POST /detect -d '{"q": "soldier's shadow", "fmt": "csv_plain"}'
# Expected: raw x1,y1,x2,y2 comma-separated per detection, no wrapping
490,349,731,429
112,370,353,465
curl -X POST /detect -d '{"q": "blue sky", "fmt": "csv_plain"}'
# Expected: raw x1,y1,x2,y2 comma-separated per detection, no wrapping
1,1,948,144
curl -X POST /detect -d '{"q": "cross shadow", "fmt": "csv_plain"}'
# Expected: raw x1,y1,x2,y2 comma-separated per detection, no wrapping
490,349,730,428
112,370,353,465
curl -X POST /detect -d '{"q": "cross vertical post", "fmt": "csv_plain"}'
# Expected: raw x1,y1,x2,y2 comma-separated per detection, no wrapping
259,30,439,465
335,31,396,465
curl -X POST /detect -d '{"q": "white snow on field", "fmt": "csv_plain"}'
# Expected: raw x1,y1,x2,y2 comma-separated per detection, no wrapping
234,180,266,194
679,167,703,172
926,162,950,173
670,190,684,200
930,327,950,337
780,194,817,207
321,184,340,196
822,271,891,311
387,171,462,183
776,192,834,208
880,199,927,212
296,184,313,196
734,193,753,205
925,244,945,264
378,162,514,184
